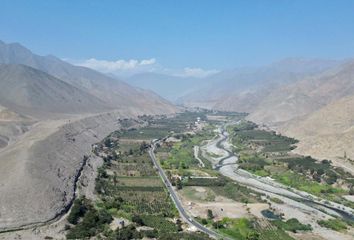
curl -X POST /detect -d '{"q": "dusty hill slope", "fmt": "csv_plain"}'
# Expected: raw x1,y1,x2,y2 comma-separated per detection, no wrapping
280,95,354,169
0,110,170,230
0,40,176,112
0,64,110,116
246,61,354,169
179,58,341,111
0,41,177,230
248,61,354,124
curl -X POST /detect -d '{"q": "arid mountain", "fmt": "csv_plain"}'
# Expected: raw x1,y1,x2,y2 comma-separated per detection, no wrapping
0,64,110,117
0,40,176,113
235,60,354,167
248,60,354,124
179,58,341,111
280,95,354,170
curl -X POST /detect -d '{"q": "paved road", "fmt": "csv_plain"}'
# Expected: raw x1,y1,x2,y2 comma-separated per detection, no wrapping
148,142,227,240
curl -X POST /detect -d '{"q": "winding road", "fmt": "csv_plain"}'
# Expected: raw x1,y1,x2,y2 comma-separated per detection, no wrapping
148,142,228,239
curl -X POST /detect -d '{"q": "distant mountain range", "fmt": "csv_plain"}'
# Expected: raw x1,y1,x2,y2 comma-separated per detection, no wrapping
0,40,176,118
123,72,206,102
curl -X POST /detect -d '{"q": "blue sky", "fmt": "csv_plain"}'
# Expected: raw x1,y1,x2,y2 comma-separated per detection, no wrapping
1,0,354,76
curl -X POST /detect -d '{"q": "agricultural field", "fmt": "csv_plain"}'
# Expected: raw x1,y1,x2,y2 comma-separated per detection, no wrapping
227,120,354,209
153,113,302,240
67,110,323,239
119,111,210,140
157,126,216,170
66,112,216,239
196,217,297,240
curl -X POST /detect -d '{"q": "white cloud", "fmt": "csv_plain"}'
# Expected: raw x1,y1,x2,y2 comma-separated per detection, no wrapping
76,58,157,73
140,58,156,65
70,57,218,78
178,67,219,78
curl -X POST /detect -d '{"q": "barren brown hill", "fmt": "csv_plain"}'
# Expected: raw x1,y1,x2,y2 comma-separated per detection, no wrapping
0,64,110,116
280,95,354,172
180,58,340,112
248,61,354,124
0,40,176,112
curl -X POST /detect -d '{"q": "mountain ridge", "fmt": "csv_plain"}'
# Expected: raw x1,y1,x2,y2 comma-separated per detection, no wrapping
0,40,177,114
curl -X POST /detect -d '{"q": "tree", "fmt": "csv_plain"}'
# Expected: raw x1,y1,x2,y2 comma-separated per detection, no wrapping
132,215,144,226
104,138,111,148
246,232,260,240
176,219,183,231
349,185,354,195
113,172,118,185
207,209,214,220
176,178,183,190
67,198,88,224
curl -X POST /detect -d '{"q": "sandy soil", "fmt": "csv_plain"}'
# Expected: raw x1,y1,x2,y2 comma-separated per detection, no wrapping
178,186,269,220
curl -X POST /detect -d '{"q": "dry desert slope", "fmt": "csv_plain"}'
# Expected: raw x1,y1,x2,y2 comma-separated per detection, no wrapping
0,107,176,230
280,95,354,171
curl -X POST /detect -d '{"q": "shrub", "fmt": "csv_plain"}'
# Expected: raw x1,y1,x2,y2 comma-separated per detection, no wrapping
67,198,88,224
66,208,113,239
317,218,347,231
207,209,214,220
132,215,144,225
273,218,312,232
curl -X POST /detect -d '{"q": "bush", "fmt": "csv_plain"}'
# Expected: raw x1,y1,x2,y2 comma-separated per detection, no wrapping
67,198,88,224
66,208,113,239
207,209,214,219
115,225,140,240
273,218,312,232
132,215,144,225
317,218,347,231
140,215,178,233
142,229,158,238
